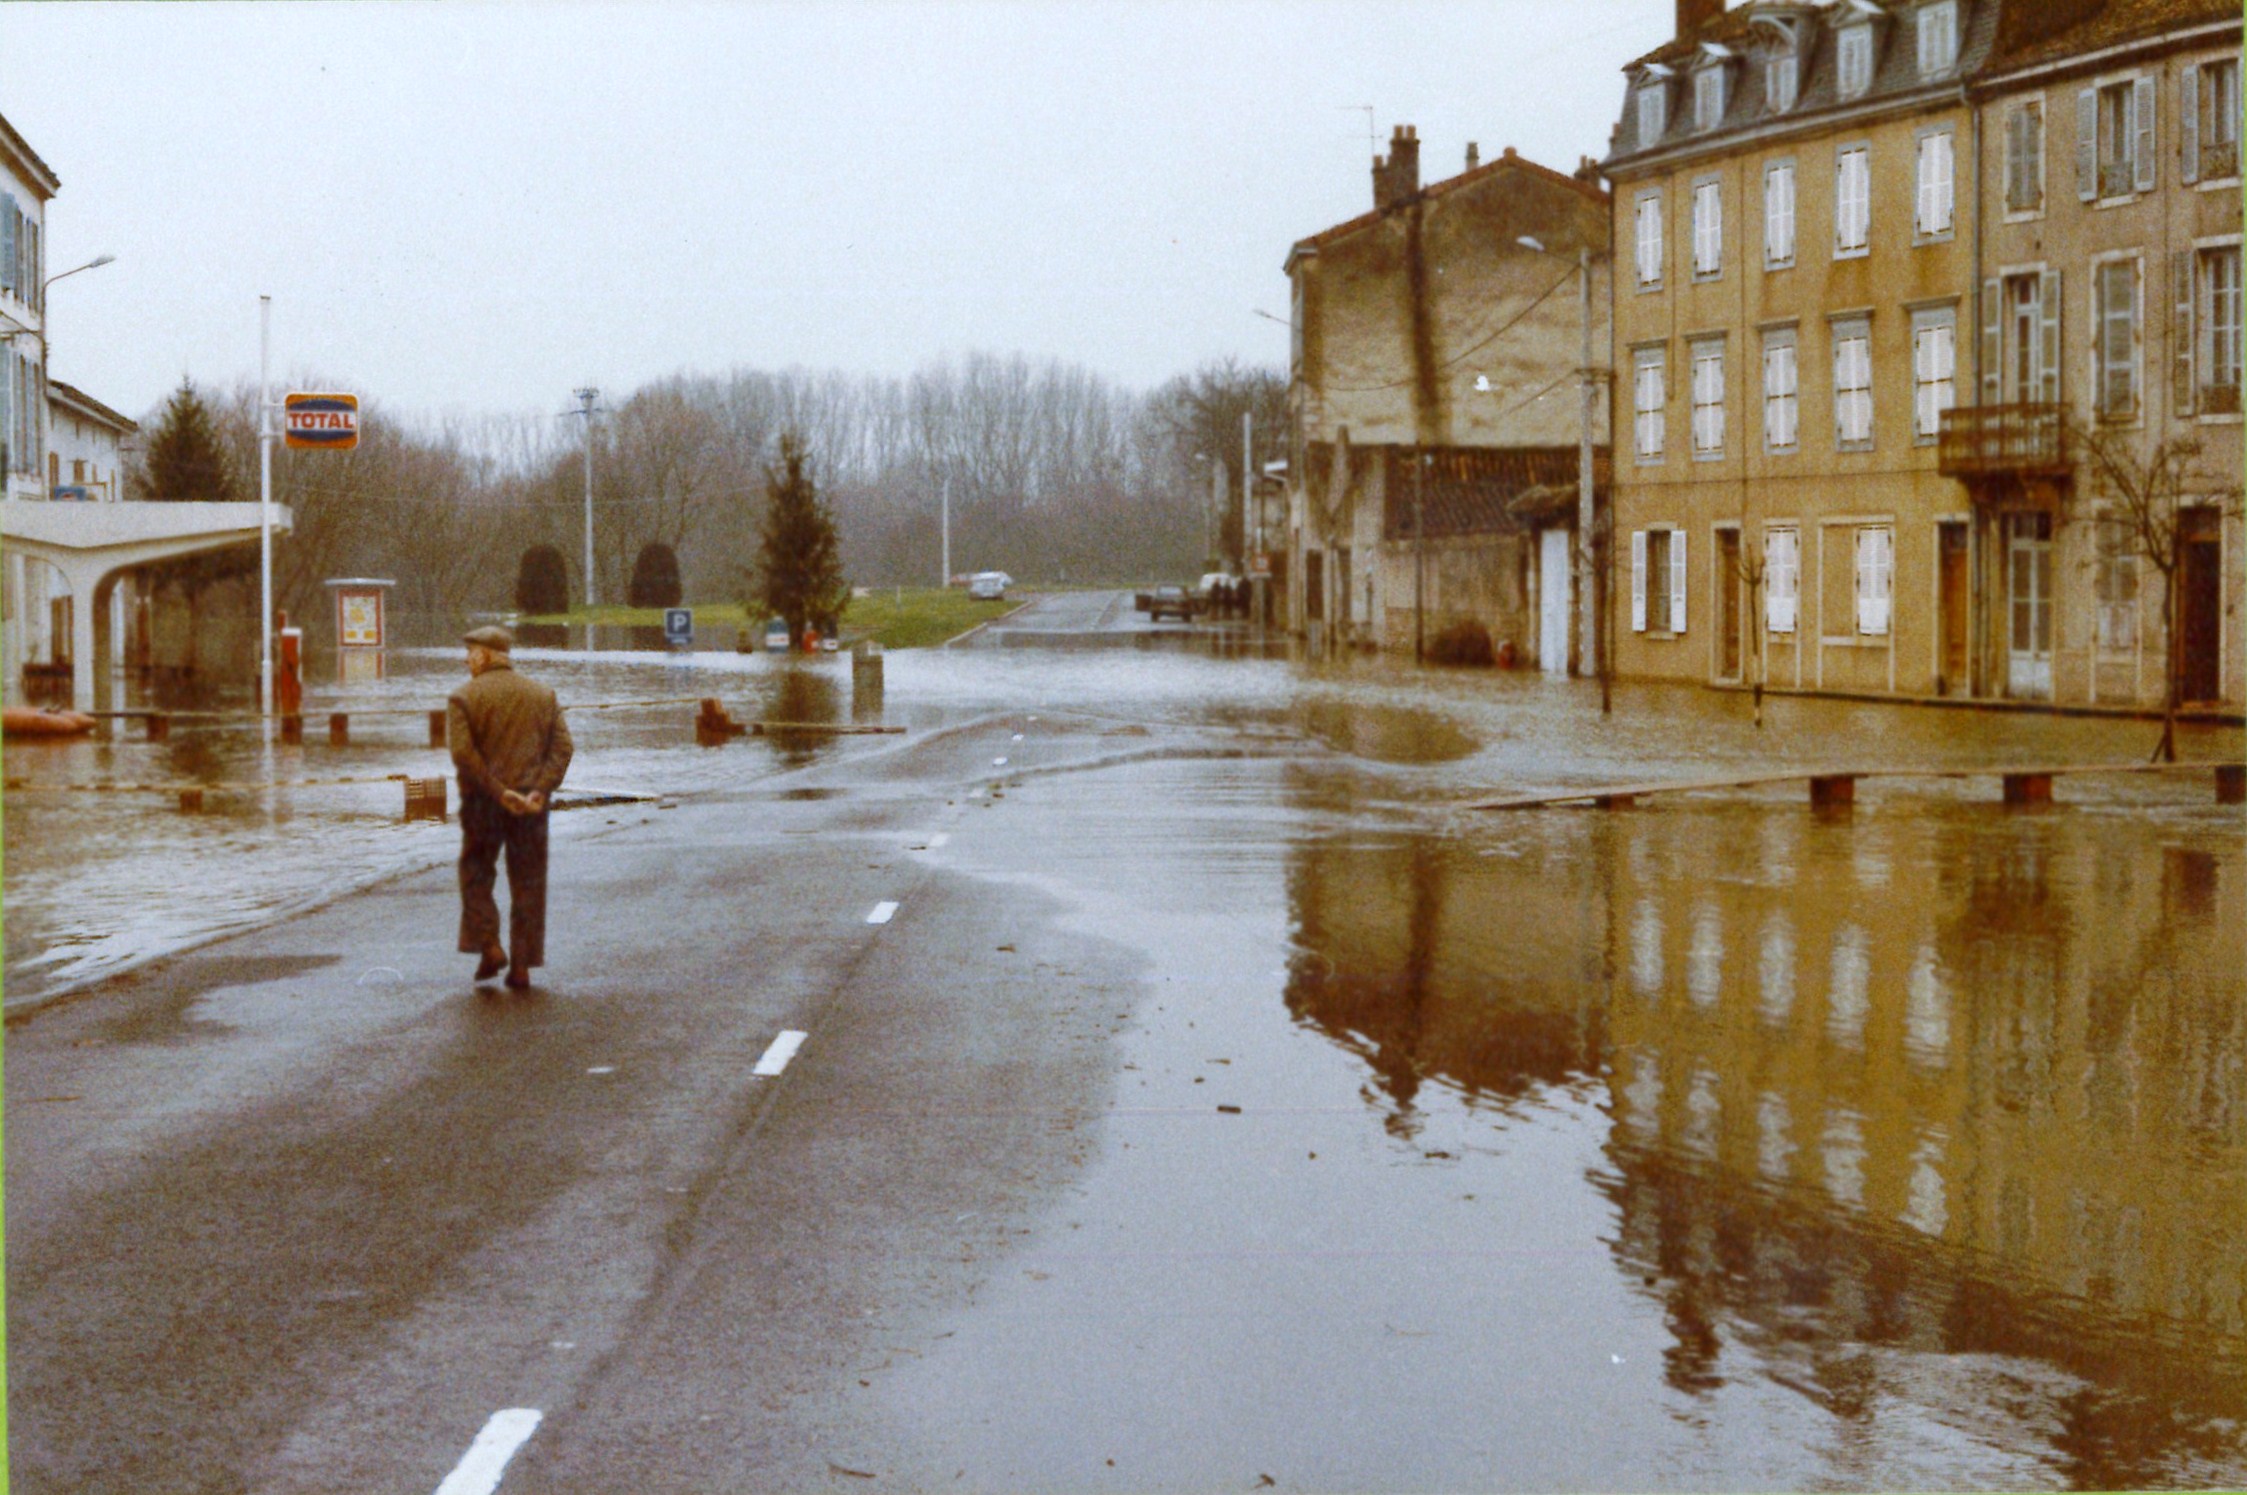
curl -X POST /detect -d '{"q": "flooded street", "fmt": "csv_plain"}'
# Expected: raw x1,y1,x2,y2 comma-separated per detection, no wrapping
6,592,2244,1491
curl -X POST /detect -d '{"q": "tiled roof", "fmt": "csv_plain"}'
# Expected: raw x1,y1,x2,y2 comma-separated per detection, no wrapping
1607,0,2003,167
1288,148,1606,265
1988,0,2239,73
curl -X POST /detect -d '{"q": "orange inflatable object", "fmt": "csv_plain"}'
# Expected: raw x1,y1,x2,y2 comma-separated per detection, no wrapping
4,706,97,738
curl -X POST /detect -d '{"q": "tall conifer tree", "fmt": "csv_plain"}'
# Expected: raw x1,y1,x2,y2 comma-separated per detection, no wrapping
752,433,848,647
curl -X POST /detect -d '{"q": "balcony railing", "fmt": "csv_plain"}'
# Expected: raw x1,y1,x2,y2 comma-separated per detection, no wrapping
1938,403,2070,479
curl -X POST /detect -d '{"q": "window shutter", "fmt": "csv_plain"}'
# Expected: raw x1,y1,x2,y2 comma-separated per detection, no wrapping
2004,109,2023,209
2175,249,2198,416
1766,533,1789,634
2133,75,2157,193
1982,279,2003,404
0,196,15,299
1631,531,1648,632
2184,64,2202,185
1670,529,1688,634
2078,87,2099,201
2040,269,2063,406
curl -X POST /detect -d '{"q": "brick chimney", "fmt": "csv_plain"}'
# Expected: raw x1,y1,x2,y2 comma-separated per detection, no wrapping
1677,0,1723,38
1373,124,1420,211
1465,142,1480,172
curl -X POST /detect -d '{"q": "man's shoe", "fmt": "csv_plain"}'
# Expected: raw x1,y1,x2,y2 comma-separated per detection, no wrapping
504,964,532,990
474,947,507,982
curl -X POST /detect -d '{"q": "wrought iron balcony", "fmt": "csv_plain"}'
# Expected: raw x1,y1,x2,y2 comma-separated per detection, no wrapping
1937,403,2070,479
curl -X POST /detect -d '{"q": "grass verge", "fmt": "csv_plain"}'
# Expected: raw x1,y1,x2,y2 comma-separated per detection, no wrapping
518,588,1019,650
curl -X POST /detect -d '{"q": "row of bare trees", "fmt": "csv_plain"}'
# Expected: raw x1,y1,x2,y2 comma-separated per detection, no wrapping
145,354,1289,642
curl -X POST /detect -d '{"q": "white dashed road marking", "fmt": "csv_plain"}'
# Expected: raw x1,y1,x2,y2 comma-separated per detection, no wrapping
754,1030,809,1076
925,833,950,849
434,1408,542,1495
866,901,899,925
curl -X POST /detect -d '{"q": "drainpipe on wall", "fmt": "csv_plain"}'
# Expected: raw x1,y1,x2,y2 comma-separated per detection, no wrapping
1969,85,1986,700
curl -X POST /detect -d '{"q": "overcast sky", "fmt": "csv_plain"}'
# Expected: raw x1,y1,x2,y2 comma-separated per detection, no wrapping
2,1,1671,427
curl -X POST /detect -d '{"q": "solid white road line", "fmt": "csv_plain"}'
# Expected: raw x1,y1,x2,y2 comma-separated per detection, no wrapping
433,1408,542,1495
754,1030,809,1077
866,901,899,925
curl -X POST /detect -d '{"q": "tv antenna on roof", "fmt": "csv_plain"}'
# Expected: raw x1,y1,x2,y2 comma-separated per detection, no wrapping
1339,105,1375,157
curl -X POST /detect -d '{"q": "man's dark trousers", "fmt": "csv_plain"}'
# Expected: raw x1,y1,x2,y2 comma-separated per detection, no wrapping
457,791,551,970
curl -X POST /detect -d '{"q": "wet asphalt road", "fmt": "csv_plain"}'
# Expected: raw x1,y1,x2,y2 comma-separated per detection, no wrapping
7,593,2246,1493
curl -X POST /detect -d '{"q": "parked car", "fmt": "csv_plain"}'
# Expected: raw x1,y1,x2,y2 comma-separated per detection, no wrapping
968,571,1010,600
1146,584,1201,622
762,617,791,651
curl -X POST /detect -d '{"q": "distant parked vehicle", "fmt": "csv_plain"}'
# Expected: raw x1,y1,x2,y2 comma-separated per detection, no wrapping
1146,584,1201,622
762,617,791,651
968,571,1010,600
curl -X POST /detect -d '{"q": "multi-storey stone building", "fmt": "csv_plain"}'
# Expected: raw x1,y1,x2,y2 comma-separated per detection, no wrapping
1284,132,1612,669
1601,0,2239,712
1953,0,2242,708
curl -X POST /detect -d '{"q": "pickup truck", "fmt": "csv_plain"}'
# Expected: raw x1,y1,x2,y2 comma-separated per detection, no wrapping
1134,584,1203,623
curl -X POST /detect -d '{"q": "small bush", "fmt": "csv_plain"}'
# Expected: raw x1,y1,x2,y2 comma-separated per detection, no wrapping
1426,620,1496,667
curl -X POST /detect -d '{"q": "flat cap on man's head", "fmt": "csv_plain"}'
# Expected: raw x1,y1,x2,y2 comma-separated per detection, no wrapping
462,625,514,653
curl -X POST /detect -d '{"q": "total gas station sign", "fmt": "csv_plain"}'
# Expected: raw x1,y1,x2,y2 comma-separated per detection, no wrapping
284,392,359,450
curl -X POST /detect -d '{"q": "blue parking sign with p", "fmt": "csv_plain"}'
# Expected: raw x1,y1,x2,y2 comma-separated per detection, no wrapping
664,608,693,646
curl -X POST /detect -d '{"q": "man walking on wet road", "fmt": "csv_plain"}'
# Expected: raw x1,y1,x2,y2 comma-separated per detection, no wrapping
449,625,573,989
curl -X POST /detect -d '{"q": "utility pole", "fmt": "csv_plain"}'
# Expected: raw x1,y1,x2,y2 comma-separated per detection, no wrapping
573,387,599,608
1242,409,1256,626
1413,447,1427,665
940,474,951,588
1576,247,1598,686
258,295,274,718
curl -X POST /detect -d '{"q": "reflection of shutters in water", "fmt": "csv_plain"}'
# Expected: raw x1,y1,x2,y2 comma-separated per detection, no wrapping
2178,506,2223,703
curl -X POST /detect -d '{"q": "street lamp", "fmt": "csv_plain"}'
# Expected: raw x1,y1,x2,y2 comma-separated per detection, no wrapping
1516,235,1600,690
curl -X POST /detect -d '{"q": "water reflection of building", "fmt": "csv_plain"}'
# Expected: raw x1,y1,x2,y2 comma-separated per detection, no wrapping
1283,807,2247,1482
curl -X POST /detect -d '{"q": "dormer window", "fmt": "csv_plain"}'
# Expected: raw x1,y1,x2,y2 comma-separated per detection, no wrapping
1837,25,1875,99
1695,66,1729,131
1916,0,1958,76
1766,50,1799,113
1639,80,1669,144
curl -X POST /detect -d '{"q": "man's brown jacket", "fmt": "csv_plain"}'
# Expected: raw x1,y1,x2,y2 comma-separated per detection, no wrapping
447,661,573,804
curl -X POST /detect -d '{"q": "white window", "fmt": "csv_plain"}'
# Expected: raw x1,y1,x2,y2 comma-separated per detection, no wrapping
2083,76,2157,200
1691,341,1726,456
1834,321,1873,448
1693,180,1722,277
2095,519,2139,650
1999,269,2059,404
1916,130,1954,237
1766,527,1799,635
1855,526,1894,636
1633,528,1688,634
2005,101,2045,213
1837,26,1874,100
1639,82,1668,146
1764,330,1799,451
2095,257,2140,420
2190,58,2241,181
1695,67,1728,132
1916,1,1958,77
1836,147,1870,255
1912,311,1955,441
1765,160,1795,266
2203,245,2243,412
1635,192,1664,287
1766,51,1798,114
1634,346,1667,460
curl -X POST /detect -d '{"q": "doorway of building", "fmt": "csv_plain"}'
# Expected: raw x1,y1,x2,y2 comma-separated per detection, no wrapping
1716,528,1743,681
2006,511,2053,700
1539,528,1571,674
1938,521,1970,694
2177,506,2223,703
1304,549,1325,625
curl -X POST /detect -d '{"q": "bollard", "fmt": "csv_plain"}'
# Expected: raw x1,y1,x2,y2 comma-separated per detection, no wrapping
145,712,170,743
281,714,304,745
696,697,744,746
178,788,204,813
329,712,350,746
1809,775,1856,811
2002,773,2052,805
2218,764,2245,805
429,708,448,748
403,776,448,822
852,640,885,719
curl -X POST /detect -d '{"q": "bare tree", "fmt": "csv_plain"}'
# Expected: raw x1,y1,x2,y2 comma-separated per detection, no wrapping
2071,421,2238,762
